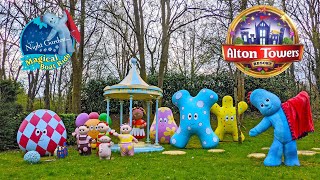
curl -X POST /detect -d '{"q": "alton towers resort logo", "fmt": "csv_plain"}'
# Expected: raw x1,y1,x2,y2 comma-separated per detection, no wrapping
222,5,304,78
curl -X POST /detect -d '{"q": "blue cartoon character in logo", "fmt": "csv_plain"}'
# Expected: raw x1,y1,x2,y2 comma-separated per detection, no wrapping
42,12,74,55
170,89,219,149
249,89,314,166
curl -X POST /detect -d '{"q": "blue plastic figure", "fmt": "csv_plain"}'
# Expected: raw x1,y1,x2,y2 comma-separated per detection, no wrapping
42,12,74,55
249,89,300,166
170,89,219,149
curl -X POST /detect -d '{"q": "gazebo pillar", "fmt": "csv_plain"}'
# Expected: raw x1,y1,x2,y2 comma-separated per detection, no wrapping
146,101,152,144
106,98,110,117
155,97,160,145
119,100,124,126
129,95,133,127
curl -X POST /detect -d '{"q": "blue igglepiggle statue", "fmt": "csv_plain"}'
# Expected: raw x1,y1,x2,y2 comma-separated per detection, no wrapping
249,89,314,166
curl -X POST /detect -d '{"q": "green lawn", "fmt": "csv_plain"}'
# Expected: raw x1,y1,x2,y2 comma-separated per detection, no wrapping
1,117,320,180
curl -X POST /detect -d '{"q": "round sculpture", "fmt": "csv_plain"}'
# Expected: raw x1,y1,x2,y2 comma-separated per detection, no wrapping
17,109,67,156
23,151,41,164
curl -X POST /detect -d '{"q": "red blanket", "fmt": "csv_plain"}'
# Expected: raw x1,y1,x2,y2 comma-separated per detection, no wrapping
65,10,81,43
282,91,314,140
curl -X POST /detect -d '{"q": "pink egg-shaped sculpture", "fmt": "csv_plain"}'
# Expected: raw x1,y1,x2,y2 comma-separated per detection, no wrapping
76,113,89,127
88,112,99,119
17,109,67,156
150,107,178,144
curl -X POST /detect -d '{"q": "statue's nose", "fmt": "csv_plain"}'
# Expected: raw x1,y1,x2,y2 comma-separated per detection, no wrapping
264,102,270,107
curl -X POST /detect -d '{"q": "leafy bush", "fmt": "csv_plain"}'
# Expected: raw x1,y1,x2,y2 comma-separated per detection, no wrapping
81,72,296,115
59,114,76,146
0,80,24,151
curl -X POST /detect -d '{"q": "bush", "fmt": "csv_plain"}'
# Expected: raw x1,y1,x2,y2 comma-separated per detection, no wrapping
59,114,77,146
0,80,24,151
81,72,297,115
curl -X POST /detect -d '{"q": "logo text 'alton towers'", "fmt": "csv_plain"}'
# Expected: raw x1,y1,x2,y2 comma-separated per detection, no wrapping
222,5,304,78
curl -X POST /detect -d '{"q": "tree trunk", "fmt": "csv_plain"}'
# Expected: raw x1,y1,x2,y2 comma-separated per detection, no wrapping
158,0,171,89
26,70,40,112
44,70,50,109
235,0,247,143
70,0,85,114
133,0,147,81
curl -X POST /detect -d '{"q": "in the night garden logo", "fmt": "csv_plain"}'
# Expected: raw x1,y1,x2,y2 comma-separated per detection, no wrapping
20,10,80,71
222,5,304,78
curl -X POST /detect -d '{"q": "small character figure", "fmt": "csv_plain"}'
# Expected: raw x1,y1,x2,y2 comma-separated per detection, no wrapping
111,124,138,156
96,122,113,154
130,107,147,140
41,11,74,55
72,125,95,155
84,112,100,149
98,136,113,160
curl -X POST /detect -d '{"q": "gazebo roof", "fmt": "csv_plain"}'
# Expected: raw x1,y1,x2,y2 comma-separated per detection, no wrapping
103,58,163,100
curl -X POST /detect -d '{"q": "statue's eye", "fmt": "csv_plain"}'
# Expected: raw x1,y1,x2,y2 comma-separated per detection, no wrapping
194,113,198,120
90,126,94,130
164,118,168,123
266,98,270,102
42,129,47,135
95,126,98,130
159,118,163,122
225,116,229,121
35,129,41,136
260,104,264,108
188,113,192,120
230,116,234,121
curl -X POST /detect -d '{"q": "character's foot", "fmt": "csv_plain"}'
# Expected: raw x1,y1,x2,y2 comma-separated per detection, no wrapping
58,49,67,55
264,156,282,166
284,158,300,166
67,47,74,53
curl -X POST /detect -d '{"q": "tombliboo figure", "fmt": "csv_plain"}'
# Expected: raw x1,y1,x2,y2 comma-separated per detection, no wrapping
111,124,138,156
130,107,147,140
98,136,113,160
72,125,95,155
96,122,114,154
249,89,314,166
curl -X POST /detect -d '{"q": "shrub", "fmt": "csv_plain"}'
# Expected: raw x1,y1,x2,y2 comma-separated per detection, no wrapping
59,114,77,146
0,80,24,151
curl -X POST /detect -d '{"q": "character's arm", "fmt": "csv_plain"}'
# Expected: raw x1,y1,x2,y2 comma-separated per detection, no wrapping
61,11,68,23
133,136,138,143
249,117,272,137
238,101,248,115
210,103,221,115
143,121,147,128
47,29,58,41
110,129,119,137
